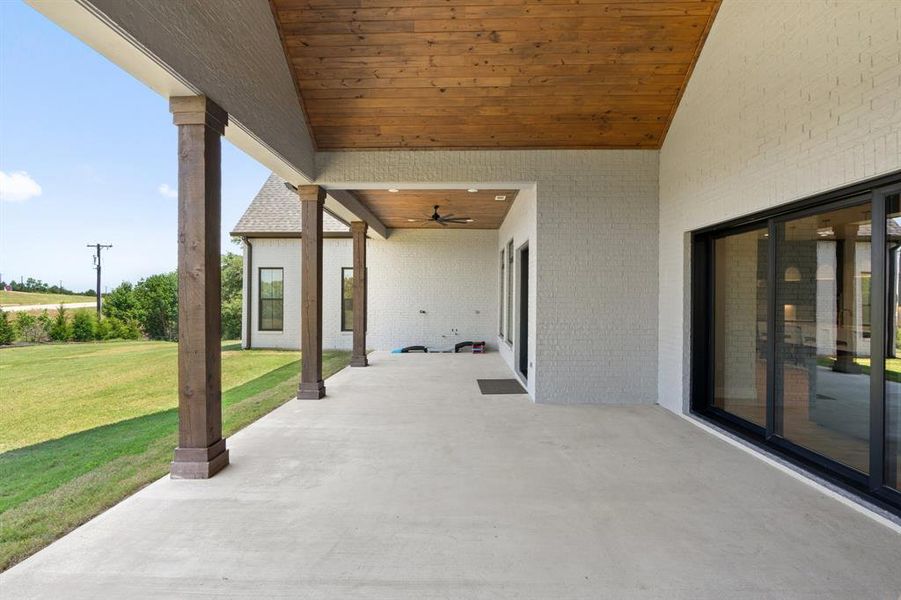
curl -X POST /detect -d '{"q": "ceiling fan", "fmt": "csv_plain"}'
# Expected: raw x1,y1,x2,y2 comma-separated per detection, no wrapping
407,205,474,226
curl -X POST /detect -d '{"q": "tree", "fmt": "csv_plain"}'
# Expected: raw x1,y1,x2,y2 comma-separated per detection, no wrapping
71,311,97,342
221,296,242,340
221,252,244,341
0,311,14,345
221,252,243,303
49,305,71,342
133,272,178,340
103,281,138,322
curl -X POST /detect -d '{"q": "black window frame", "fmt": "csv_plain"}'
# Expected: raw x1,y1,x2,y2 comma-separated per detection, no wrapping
691,170,901,516
341,267,353,332
499,248,506,338
258,267,284,332
505,239,514,344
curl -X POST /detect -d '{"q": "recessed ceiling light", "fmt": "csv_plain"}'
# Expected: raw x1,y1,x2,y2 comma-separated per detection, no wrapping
465,219,475,223
407,219,416,222
388,188,399,193
494,195,506,201
467,188,478,193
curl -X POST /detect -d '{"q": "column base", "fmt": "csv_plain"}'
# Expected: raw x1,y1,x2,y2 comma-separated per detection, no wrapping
170,439,229,479
350,355,369,367
298,380,326,399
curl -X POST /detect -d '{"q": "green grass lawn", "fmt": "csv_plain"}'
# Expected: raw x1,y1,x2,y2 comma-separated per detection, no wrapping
0,340,350,571
816,355,901,382
0,290,96,307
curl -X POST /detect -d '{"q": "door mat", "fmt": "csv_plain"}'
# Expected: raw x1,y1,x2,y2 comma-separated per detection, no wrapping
477,379,527,395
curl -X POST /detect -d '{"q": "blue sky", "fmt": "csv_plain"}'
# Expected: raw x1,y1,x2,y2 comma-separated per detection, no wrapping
0,2,269,292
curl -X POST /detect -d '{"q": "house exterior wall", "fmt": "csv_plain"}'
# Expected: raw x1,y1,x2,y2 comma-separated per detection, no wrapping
658,0,901,414
243,238,302,350
242,230,498,352
366,229,499,352
497,186,538,398
315,150,659,405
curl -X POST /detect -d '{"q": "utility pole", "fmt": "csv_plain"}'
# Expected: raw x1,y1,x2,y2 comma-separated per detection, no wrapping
87,243,113,318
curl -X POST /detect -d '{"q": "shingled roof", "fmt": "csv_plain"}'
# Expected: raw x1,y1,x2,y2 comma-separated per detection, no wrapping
231,173,349,236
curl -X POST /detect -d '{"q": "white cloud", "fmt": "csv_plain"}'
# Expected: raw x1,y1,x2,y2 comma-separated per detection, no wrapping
158,183,177,199
0,171,42,203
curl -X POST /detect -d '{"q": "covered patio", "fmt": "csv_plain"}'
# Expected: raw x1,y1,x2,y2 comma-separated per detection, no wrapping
3,352,900,598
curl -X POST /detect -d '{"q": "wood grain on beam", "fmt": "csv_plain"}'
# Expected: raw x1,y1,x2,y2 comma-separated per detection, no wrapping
298,185,326,399
169,96,229,479
350,221,368,367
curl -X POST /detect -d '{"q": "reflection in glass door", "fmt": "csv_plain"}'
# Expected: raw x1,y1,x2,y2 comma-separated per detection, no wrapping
712,228,768,427
774,202,871,474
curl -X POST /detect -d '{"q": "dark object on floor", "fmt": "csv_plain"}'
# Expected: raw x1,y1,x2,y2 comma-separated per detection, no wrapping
477,379,527,395
455,341,487,353
401,345,428,353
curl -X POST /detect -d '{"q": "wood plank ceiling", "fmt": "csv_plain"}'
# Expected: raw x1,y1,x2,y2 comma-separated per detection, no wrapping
351,189,519,228
270,0,720,150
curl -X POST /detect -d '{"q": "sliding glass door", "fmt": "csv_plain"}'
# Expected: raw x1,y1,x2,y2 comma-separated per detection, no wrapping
886,193,901,492
695,174,901,512
712,227,768,428
774,201,872,474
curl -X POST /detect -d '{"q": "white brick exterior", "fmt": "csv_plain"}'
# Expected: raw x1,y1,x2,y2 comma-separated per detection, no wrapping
237,2,900,411
242,230,499,353
315,150,660,405
497,186,537,398
658,0,901,413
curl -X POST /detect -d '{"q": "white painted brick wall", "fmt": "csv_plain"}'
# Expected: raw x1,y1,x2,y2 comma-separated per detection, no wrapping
497,186,537,398
658,0,901,414
367,229,499,351
315,150,659,405
243,230,498,352
243,238,301,350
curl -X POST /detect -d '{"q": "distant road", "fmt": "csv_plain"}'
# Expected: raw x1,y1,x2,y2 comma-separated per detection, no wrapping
1,302,96,313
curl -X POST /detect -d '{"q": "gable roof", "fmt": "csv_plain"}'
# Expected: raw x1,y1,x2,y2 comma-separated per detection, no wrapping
231,173,349,237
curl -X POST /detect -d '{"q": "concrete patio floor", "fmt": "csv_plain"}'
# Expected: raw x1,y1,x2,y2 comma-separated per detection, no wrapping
2,352,900,599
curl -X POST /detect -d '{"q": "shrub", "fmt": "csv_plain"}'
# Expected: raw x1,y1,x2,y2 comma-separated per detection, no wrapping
71,311,97,342
221,296,243,340
14,312,35,339
0,311,14,345
95,317,113,340
49,305,71,342
105,317,142,340
36,309,53,333
120,319,143,340
103,282,138,322
19,320,50,344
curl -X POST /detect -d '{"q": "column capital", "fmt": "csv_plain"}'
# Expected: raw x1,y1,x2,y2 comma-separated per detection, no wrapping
298,185,326,204
351,221,368,234
169,96,227,134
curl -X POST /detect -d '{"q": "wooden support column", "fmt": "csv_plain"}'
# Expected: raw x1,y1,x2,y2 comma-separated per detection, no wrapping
298,185,326,399
351,221,368,367
169,96,229,479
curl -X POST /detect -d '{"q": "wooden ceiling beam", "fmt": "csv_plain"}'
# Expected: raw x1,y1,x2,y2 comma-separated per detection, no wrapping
284,41,701,57
277,5,714,21
280,0,717,8
300,85,682,99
